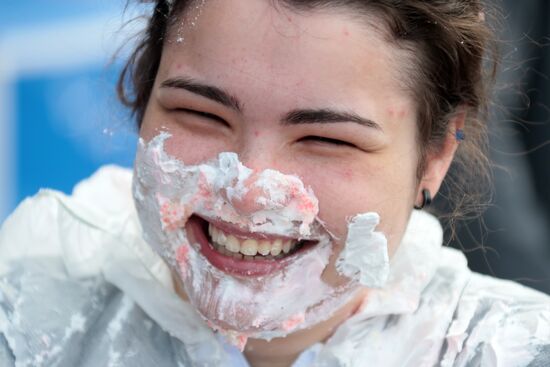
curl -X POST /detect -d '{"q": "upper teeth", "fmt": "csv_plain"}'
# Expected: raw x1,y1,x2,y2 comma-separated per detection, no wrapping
208,223,296,257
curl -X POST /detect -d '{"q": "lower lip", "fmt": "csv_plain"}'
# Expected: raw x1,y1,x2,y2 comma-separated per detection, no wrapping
186,216,292,276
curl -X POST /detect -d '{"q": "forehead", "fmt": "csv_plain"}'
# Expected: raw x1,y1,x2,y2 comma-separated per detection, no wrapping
161,0,414,117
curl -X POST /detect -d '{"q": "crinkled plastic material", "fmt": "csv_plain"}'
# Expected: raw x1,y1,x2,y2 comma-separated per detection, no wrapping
1,166,549,366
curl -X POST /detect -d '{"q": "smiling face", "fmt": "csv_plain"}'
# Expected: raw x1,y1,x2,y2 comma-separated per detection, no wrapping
137,0,424,340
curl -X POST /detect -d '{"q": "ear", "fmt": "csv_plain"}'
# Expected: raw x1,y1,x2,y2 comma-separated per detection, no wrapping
415,110,466,205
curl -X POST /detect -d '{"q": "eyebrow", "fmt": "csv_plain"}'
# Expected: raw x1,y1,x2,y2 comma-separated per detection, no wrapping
161,77,381,130
282,109,382,130
161,77,243,112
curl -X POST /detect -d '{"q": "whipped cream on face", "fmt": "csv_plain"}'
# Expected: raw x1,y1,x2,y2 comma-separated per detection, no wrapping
132,132,389,346
336,213,389,288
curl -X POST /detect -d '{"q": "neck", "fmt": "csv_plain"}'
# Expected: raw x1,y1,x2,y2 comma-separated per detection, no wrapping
244,289,367,367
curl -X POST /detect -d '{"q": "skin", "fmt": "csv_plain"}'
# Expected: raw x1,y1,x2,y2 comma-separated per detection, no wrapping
140,1,463,366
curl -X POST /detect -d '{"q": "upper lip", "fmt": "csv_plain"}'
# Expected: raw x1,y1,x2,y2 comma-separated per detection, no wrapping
198,215,309,242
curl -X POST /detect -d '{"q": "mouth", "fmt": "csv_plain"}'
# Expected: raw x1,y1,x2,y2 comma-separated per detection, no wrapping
186,215,317,276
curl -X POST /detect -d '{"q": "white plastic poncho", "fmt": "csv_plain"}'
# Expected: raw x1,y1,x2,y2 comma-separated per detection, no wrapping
0,166,549,367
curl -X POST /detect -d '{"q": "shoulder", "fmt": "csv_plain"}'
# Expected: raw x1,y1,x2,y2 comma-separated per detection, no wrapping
0,165,135,276
0,257,113,366
0,257,182,366
441,272,550,367
0,166,200,366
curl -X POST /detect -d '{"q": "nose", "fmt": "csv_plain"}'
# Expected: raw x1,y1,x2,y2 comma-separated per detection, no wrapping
226,145,280,216
227,173,266,215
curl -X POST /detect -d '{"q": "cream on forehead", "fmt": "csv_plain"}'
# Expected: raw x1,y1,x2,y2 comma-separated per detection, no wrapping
132,132,389,348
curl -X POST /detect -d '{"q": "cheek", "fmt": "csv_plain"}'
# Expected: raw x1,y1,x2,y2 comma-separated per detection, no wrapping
141,122,232,165
164,134,229,165
301,158,416,252
299,163,382,235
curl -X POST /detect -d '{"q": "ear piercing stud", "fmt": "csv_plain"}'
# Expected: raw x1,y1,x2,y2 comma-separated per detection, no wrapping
455,128,465,142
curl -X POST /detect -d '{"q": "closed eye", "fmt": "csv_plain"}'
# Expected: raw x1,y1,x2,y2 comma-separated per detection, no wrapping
176,108,230,128
298,136,357,148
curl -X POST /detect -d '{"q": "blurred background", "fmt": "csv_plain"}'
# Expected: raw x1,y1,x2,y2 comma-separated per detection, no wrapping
0,0,143,223
444,0,550,294
0,1,549,293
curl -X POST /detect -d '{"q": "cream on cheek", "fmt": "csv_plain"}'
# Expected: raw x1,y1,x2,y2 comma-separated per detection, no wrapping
132,132,391,350
336,213,389,287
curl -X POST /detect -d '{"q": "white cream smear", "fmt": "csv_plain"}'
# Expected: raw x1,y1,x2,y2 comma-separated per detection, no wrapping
132,132,389,349
336,213,389,288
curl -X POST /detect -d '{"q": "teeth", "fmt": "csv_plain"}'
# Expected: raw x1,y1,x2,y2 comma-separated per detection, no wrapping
241,239,258,256
225,235,241,253
258,240,271,256
270,239,282,256
282,240,291,254
208,223,300,258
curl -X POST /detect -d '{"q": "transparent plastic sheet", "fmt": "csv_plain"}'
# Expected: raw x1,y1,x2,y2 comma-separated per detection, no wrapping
0,166,549,366
0,169,226,366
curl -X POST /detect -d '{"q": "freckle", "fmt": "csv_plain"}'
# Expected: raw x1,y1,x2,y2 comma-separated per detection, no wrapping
342,168,353,179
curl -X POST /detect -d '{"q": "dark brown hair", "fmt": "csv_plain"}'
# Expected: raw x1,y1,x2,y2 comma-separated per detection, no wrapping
117,0,497,232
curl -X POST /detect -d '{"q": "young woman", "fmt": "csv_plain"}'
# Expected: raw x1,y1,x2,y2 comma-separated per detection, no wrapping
1,0,549,366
